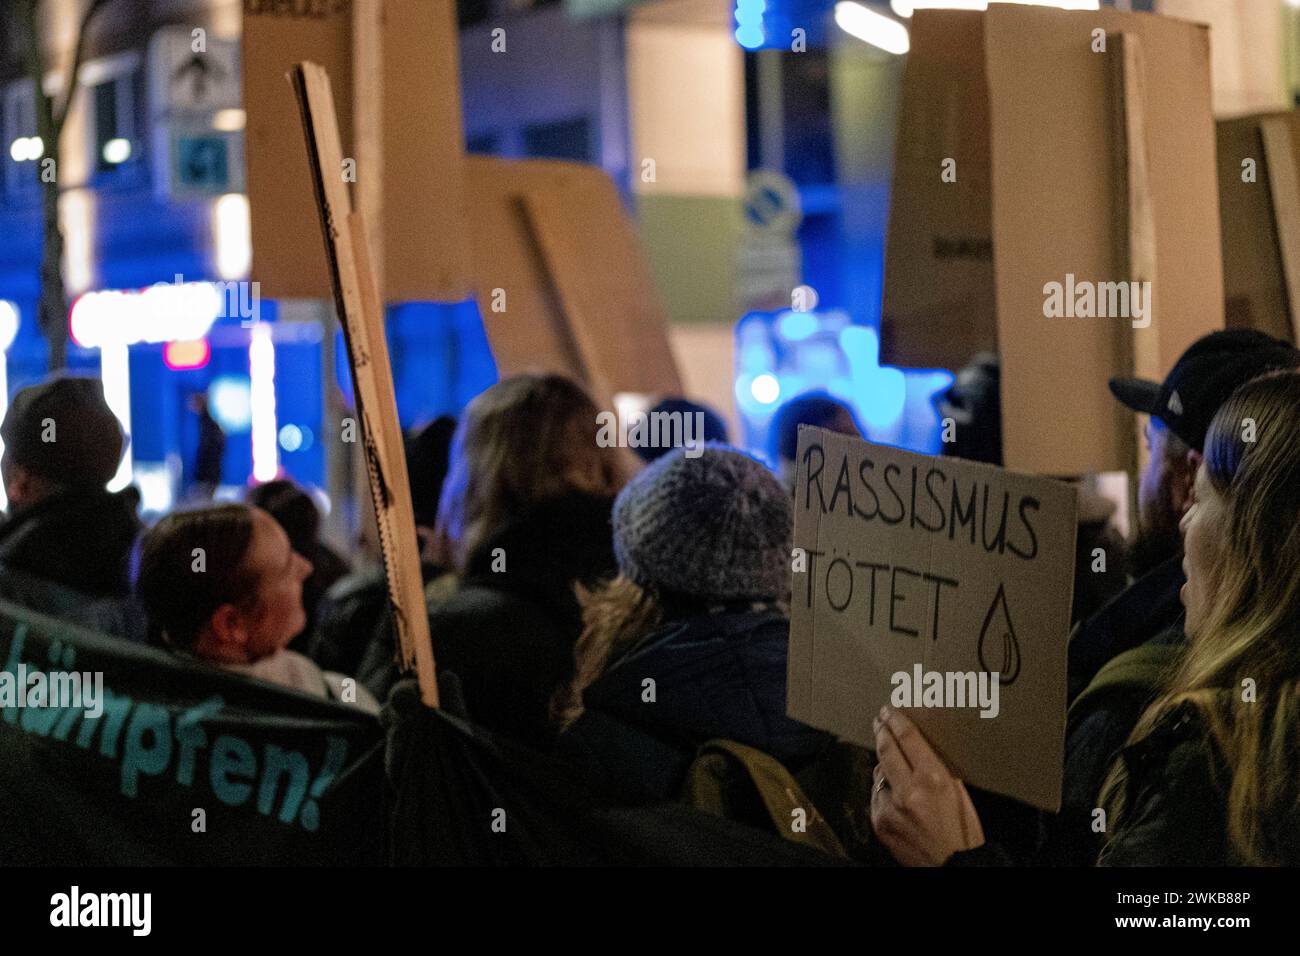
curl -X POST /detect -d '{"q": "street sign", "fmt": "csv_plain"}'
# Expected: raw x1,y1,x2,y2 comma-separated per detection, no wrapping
156,125,243,200
738,169,803,311
148,27,241,116
175,134,230,191
744,169,802,235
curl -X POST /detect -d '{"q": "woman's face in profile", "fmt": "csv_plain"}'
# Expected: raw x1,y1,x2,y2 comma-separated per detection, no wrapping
1179,464,1230,637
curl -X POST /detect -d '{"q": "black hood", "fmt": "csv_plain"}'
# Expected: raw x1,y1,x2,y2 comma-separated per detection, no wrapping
461,491,617,630
0,489,140,598
582,609,830,770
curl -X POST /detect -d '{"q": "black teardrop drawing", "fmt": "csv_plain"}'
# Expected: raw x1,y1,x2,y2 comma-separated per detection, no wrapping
977,583,1021,686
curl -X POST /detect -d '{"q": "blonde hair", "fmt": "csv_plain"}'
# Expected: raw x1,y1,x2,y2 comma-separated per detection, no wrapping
434,374,633,570
553,575,665,730
1101,370,1300,864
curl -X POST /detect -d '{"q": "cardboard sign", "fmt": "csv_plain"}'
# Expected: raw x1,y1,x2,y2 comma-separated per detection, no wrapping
466,155,683,405
243,0,470,302
788,427,1078,811
1217,111,1300,345
881,7,1223,475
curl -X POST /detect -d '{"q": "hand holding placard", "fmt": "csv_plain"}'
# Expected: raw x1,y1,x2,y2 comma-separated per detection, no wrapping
787,427,1078,811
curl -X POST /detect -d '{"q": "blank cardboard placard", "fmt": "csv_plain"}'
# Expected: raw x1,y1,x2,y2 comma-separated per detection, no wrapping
381,0,471,301
244,0,470,302
879,11,994,371
466,155,683,404
787,427,1078,811
1217,111,1300,344
882,8,1222,475
245,5,353,299
986,6,1222,474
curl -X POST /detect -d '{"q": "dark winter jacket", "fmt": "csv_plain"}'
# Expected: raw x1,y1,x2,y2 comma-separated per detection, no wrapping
1100,700,1243,866
309,560,446,700
426,491,618,751
1067,554,1186,702
557,608,833,805
956,692,1290,867
0,564,101,621
72,594,152,644
1041,632,1184,865
0,489,139,604
1071,517,1129,628
286,539,351,654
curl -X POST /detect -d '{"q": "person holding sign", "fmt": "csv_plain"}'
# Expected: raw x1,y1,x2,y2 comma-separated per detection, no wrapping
872,371,1300,866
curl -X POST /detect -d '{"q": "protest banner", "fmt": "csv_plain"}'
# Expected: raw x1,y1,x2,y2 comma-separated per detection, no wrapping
0,601,384,865
880,6,1222,475
787,427,1078,811
1217,111,1300,345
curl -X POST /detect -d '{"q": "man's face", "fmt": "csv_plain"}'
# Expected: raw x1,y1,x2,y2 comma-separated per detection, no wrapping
1134,418,1194,573
1,455,42,513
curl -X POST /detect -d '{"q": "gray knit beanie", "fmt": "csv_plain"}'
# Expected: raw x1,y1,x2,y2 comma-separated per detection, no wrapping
612,445,791,601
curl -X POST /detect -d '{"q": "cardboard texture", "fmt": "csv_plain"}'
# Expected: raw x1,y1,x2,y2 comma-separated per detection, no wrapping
292,62,439,707
788,427,1078,811
245,4,353,299
466,156,683,404
879,11,995,370
244,0,470,302
1217,111,1300,344
245,4,681,401
882,7,1223,475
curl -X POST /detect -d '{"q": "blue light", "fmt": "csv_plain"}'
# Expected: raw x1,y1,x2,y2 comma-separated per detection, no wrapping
734,0,765,48
751,373,781,405
734,24,765,48
777,310,818,342
856,368,907,430
209,375,252,433
734,309,954,456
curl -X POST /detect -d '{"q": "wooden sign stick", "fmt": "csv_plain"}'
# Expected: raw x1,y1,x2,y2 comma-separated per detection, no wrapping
1110,32,1158,518
290,61,439,708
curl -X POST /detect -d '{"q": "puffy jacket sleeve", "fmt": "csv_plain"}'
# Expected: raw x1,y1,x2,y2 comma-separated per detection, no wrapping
1099,716,1229,866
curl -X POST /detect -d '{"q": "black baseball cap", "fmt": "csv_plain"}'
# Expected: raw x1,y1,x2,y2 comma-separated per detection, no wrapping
1109,329,1300,451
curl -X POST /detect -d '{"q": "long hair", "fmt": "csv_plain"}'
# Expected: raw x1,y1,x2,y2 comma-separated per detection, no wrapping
434,374,631,570
552,575,665,730
553,575,722,730
1100,370,1300,864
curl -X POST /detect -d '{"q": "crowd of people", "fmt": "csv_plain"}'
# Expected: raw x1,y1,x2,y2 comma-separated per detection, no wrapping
1,326,1298,866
